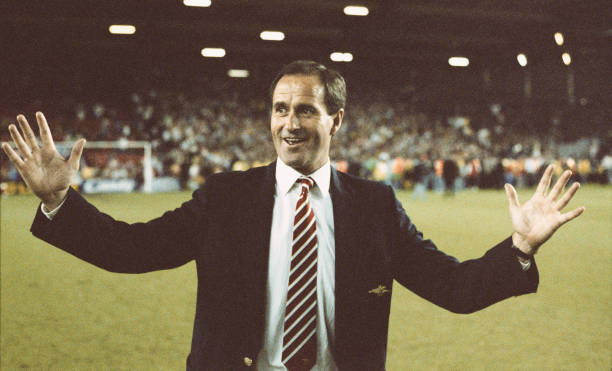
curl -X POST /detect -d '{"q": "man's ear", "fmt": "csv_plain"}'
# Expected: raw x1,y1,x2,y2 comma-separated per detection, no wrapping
330,109,344,136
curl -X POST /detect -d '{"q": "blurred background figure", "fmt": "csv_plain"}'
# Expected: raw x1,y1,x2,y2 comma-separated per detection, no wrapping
443,158,459,196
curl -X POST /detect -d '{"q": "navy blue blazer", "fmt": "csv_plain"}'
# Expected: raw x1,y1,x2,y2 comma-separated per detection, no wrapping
31,162,538,370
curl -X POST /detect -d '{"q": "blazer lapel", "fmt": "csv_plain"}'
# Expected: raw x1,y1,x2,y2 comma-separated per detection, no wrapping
330,167,356,278
248,161,276,289
329,167,360,362
241,162,276,350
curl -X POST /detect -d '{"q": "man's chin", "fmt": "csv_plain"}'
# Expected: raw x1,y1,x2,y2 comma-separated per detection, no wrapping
279,155,310,173
281,156,304,168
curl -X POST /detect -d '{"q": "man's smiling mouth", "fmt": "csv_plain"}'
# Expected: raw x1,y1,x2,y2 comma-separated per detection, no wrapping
283,137,306,145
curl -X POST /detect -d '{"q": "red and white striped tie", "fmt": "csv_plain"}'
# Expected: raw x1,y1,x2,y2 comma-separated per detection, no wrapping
282,176,318,370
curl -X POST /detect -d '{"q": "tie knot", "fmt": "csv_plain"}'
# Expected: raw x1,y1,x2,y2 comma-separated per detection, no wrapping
297,176,315,191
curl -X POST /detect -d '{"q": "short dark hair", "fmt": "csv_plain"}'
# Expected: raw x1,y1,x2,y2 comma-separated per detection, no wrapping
269,60,347,114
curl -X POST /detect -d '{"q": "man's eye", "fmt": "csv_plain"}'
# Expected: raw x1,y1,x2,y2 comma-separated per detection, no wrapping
275,106,287,114
300,107,316,115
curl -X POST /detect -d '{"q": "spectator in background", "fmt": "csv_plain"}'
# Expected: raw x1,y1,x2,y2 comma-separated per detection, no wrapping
442,158,459,196
412,153,431,200
465,158,482,189
602,152,612,184
524,156,539,187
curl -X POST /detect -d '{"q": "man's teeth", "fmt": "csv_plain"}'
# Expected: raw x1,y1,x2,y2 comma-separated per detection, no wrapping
285,138,304,144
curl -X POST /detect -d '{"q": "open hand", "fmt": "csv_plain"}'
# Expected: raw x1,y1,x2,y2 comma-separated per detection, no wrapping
505,164,584,255
1,112,86,209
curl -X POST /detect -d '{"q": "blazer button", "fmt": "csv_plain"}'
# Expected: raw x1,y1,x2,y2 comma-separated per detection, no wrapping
243,357,253,367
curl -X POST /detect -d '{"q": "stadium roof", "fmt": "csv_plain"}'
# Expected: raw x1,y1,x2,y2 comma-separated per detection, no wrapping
2,0,610,89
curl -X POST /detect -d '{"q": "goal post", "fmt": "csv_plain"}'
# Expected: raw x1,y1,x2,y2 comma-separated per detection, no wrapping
55,140,153,193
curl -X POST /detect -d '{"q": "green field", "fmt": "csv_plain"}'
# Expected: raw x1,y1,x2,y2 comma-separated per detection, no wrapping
1,187,610,370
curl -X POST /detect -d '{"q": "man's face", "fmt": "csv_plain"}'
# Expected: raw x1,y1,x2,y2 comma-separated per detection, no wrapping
271,74,343,175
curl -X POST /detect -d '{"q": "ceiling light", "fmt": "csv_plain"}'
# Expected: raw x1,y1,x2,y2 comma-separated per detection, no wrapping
554,32,564,46
260,31,285,41
562,52,571,66
201,48,225,58
517,53,527,67
183,0,211,7
344,5,369,16
448,57,469,67
108,25,136,35
228,69,249,78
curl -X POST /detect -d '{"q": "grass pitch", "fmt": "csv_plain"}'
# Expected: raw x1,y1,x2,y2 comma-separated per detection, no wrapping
1,186,610,370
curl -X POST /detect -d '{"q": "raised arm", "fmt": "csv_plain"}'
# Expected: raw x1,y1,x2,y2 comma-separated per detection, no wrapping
391,165,583,314
1,112,86,209
3,112,202,273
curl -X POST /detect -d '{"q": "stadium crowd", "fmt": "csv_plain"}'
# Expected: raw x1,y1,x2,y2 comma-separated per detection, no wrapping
1,84,610,195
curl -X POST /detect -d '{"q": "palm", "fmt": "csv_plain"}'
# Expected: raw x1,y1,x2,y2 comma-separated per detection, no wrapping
510,193,564,249
2,112,85,207
25,146,76,198
505,165,584,255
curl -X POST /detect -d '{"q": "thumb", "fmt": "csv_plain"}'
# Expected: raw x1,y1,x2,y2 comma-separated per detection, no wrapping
68,138,86,171
504,183,520,208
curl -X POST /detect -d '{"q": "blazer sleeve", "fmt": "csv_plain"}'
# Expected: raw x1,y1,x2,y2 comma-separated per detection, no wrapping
388,187,539,314
30,186,207,273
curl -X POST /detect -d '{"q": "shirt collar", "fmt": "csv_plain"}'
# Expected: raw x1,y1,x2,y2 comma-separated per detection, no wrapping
275,158,331,197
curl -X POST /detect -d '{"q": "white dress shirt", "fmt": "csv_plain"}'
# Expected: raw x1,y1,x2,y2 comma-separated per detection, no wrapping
256,158,338,371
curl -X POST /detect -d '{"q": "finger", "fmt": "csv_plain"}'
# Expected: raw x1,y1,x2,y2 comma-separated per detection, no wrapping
68,138,86,171
535,164,554,196
559,206,585,225
36,112,56,149
505,183,520,208
1,142,25,168
548,169,571,201
8,124,31,158
555,182,580,210
17,114,40,152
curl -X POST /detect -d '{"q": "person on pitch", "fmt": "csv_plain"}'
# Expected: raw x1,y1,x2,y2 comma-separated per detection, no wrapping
2,60,584,370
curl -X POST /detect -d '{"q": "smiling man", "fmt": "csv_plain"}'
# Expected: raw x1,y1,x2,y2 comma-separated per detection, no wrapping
2,60,584,370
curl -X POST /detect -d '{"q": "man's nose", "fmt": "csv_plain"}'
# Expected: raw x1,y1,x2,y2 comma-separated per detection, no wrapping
286,111,300,129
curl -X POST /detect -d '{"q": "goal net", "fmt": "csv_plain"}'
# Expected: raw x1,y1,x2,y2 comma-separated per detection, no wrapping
55,141,154,194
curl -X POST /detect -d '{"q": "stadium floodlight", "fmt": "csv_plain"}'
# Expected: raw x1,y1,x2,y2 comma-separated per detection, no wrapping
260,31,285,41
330,52,343,62
108,25,136,35
228,69,249,78
517,53,528,67
330,52,354,62
183,0,211,7
554,32,564,46
448,57,469,67
201,48,226,57
344,5,369,16
562,52,571,66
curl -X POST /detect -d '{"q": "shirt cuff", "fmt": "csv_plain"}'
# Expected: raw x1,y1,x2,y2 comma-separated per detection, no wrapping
41,197,68,220
519,258,532,271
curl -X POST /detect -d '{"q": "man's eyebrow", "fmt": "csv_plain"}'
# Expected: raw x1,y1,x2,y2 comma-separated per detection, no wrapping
273,102,287,109
296,103,316,109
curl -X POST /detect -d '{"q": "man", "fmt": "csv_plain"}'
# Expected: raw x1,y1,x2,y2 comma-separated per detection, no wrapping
2,61,584,370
